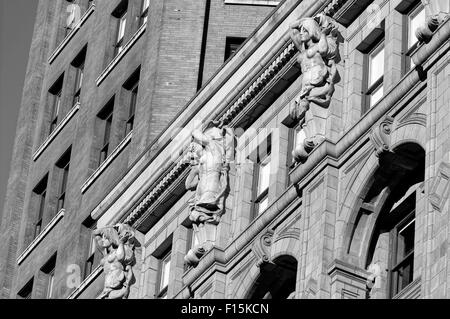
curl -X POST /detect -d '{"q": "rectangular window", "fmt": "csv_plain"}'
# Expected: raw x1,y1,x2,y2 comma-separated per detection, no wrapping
83,217,98,280
48,75,64,135
40,254,57,299
158,252,171,299
55,148,71,213
71,46,87,107
390,213,415,297
97,98,114,167
362,40,385,113
139,0,150,27
253,153,271,217
17,278,34,299
123,68,140,137
224,37,246,61
33,175,48,240
405,3,425,70
112,2,128,57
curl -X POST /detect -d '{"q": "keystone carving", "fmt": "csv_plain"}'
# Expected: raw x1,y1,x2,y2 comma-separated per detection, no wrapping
94,224,138,299
289,13,341,163
184,121,235,268
369,116,394,157
252,229,275,267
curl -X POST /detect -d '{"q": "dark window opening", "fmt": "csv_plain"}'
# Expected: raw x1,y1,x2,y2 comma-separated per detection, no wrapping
17,278,34,299
33,175,48,239
112,1,128,57
55,148,71,213
71,46,87,107
97,98,115,167
224,37,246,62
48,75,64,135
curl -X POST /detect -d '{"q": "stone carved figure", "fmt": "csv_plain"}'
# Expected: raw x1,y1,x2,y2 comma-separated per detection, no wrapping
289,13,340,163
415,0,449,43
184,121,235,267
94,223,137,299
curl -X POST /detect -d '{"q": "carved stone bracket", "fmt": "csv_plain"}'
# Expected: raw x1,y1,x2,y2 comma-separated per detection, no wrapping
429,161,450,212
369,116,394,158
252,229,275,267
416,0,449,43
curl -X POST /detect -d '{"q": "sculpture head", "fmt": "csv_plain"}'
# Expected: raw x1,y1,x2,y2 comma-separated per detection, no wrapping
298,18,321,43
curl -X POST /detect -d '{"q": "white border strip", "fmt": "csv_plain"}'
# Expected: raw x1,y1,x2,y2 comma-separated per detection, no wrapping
33,103,80,162
17,209,65,265
81,132,133,194
67,265,103,299
96,23,147,86
224,0,280,6
48,4,96,64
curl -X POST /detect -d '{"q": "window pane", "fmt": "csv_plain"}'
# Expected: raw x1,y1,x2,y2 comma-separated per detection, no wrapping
118,15,127,42
258,157,271,195
370,85,383,107
408,6,425,48
160,254,171,291
258,197,269,215
369,46,384,86
398,219,415,260
47,272,54,298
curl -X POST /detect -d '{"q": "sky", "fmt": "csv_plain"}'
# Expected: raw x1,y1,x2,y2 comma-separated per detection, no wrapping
0,0,38,212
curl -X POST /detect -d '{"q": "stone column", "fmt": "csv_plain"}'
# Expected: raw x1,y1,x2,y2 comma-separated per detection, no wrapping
328,259,370,299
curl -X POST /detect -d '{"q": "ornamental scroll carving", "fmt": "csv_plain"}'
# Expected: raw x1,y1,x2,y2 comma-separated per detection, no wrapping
289,13,341,163
93,223,138,299
184,121,235,268
369,116,394,157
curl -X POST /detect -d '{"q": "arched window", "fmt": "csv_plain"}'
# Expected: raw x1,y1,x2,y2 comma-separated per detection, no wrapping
247,255,297,299
364,143,425,298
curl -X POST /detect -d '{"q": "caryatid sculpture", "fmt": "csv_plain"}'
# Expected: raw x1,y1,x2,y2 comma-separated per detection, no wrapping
94,223,137,299
184,121,235,268
289,13,340,163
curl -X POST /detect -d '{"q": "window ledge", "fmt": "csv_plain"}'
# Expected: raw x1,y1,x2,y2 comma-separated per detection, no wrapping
67,265,103,299
81,132,133,194
48,4,96,64
33,103,80,162
224,0,280,6
393,277,421,299
17,209,65,265
96,23,147,86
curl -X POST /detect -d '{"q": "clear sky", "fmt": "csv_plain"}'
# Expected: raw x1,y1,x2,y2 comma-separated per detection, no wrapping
0,0,38,212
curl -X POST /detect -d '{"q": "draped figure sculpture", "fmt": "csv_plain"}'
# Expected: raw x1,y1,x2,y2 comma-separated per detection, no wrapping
94,223,137,299
289,13,340,163
184,121,235,267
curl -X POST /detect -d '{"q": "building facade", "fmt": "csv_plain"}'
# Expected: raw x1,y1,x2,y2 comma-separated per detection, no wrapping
0,0,449,299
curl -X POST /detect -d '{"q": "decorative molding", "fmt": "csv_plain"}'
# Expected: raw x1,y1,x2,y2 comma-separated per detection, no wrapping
96,23,147,86
33,103,80,161
392,277,421,299
429,161,450,212
274,214,301,242
17,209,65,265
48,4,96,64
251,229,274,267
224,0,280,6
81,132,133,194
118,1,349,227
67,265,103,299
369,115,394,157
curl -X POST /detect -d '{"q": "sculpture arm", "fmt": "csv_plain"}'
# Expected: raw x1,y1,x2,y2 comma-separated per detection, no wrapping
116,242,125,261
318,32,329,56
124,265,133,287
185,166,200,190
